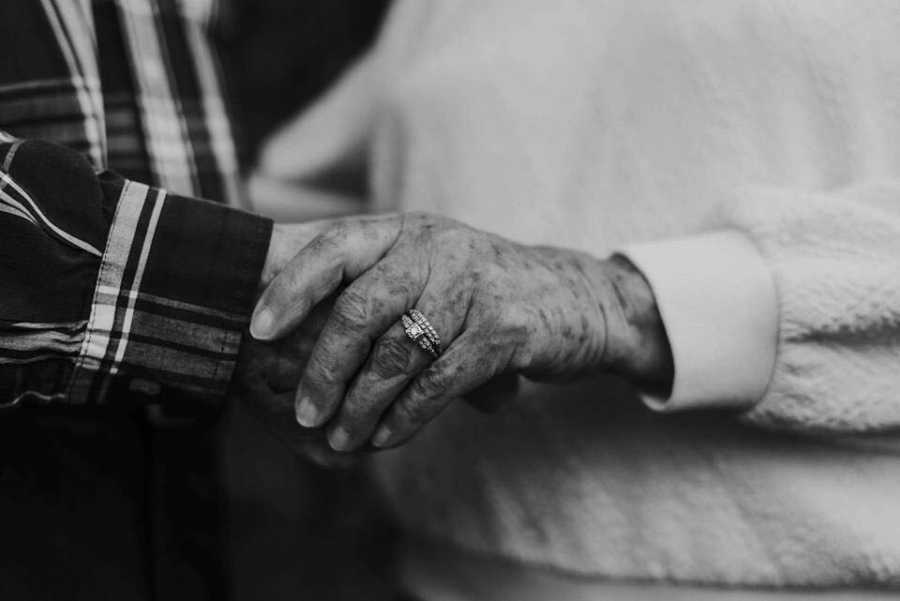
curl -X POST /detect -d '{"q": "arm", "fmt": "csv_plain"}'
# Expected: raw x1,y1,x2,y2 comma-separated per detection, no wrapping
249,212,674,451
250,182,900,452
0,135,272,408
258,0,900,440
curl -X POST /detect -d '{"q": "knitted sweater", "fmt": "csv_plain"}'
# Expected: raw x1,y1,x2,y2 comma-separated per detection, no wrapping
261,0,900,589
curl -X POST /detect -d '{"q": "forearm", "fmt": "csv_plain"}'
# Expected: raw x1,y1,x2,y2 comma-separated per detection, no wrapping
1,138,273,407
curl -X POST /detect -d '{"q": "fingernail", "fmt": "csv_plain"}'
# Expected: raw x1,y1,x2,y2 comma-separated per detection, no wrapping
372,425,393,448
295,396,320,427
328,427,351,452
250,308,274,340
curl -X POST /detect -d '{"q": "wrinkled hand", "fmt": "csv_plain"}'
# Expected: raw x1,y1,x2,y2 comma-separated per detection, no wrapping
235,222,353,467
249,213,672,453
235,294,363,468
237,220,508,464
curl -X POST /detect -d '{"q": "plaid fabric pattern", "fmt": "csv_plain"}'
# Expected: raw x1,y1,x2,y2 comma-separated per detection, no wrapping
0,1,272,406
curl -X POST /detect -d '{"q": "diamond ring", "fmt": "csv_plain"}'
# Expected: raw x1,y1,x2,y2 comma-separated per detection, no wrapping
401,309,442,359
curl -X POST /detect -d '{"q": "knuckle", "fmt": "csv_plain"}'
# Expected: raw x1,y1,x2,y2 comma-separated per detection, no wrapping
310,225,351,256
308,349,342,386
324,221,350,241
337,402,378,437
393,398,428,426
333,288,370,331
499,306,533,339
411,366,453,400
338,401,368,426
309,230,339,254
371,336,413,379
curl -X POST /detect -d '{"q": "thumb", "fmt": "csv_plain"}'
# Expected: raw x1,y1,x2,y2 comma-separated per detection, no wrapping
250,214,403,341
260,220,338,289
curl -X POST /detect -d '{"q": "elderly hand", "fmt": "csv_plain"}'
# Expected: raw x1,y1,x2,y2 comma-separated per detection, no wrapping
235,222,358,467
250,213,672,452
235,293,363,469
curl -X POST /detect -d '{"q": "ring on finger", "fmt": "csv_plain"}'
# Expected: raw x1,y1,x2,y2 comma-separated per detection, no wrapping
401,309,442,359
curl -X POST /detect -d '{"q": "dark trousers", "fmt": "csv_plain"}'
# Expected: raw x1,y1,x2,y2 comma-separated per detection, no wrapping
0,397,399,601
0,402,226,600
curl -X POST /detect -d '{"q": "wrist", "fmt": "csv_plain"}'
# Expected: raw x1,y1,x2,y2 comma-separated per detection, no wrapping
598,254,674,392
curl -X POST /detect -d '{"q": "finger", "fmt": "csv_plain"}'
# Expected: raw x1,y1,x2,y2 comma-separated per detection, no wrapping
237,388,358,468
261,220,337,288
326,287,468,451
371,330,505,449
324,322,430,451
293,258,421,428
239,389,320,452
263,297,336,392
297,439,361,470
264,355,304,392
250,214,402,341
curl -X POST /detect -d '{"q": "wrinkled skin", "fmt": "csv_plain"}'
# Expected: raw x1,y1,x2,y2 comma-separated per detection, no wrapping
235,297,353,468
250,213,672,453
236,291,517,467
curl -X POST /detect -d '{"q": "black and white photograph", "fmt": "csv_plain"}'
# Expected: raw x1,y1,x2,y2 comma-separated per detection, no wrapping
2,1,900,599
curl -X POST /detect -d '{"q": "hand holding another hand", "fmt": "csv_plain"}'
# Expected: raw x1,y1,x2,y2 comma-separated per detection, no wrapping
246,212,673,455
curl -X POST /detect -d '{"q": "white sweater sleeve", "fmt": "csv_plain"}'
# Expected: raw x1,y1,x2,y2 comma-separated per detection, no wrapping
624,183,900,433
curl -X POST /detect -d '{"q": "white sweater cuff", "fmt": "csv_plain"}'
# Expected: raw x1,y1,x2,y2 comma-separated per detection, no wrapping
620,230,778,412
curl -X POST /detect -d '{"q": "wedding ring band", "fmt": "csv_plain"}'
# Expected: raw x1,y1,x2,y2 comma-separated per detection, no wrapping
401,309,442,359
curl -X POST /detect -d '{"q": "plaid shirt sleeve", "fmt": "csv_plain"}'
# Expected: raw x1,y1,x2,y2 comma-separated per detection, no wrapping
0,135,272,408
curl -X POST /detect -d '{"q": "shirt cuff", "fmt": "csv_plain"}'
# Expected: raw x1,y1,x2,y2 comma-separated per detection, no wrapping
620,230,778,412
68,178,273,403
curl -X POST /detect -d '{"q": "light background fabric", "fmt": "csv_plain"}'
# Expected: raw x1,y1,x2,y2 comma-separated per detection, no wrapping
260,0,900,590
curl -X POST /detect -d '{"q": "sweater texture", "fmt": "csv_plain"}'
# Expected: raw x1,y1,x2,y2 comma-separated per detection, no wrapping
262,0,900,588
